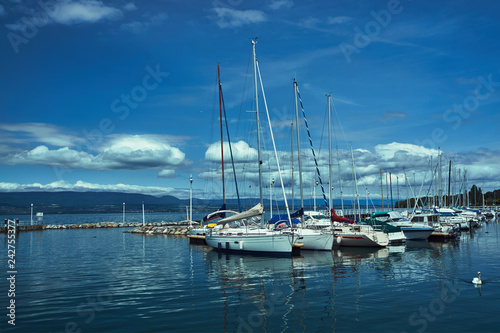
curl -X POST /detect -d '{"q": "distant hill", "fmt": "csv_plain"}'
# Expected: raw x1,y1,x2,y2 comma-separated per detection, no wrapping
0,191,183,214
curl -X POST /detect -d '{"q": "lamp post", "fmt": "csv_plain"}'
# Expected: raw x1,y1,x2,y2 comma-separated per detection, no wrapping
31,203,33,225
123,202,125,223
189,175,193,226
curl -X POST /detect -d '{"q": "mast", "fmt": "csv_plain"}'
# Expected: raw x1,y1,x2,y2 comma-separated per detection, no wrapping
448,159,451,207
389,172,393,210
251,39,263,208
327,94,333,211
351,144,356,220
291,123,294,212
438,147,442,208
380,169,384,210
218,64,225,205
294,80,304,221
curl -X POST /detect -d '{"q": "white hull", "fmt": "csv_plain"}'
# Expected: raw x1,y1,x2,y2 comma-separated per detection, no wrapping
332,225,389,247
387,231,406,243
399,228,434,240
296,229,334,251
206,231,294,256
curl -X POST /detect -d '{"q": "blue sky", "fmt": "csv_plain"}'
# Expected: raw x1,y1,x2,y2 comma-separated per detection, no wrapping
1,0,499,203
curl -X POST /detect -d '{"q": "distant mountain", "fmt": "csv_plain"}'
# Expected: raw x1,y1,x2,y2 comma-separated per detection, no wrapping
0,191,180,206
0,191,391,215
0,191,183,214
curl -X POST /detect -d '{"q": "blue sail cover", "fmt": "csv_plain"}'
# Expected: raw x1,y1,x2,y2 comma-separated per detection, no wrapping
268,215,301,225
202,204,227,222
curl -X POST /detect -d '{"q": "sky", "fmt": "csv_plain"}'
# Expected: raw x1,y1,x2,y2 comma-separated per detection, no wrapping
0,0,499,205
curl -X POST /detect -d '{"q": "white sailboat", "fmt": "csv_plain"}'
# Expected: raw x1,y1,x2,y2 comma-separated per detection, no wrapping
206,204,295,255
286,80,334,251
206,39,297,256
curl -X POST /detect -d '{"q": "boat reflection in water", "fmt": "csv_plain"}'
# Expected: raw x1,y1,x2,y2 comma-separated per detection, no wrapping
204,246,399,332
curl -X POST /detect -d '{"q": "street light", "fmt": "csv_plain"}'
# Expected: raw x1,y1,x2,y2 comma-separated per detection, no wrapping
189,175,193,226
123,202,125,223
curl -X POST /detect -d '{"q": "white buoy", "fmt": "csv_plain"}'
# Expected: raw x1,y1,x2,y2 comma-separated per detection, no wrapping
472,271,482,285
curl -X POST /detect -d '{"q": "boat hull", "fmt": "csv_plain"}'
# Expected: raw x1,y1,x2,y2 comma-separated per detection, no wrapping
206,233,294,256
399,228,434,240
334,232,389,247
297,230,334,251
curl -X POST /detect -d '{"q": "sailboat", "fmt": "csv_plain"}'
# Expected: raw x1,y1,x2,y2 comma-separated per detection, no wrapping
274,79,334,251
298,92,388,247
188,64,229,244
205,39,298,256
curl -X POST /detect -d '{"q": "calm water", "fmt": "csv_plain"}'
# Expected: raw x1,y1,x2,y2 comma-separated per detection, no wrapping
1,213,499,333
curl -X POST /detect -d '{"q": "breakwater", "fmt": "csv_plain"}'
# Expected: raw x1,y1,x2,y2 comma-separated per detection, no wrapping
2,219,192,234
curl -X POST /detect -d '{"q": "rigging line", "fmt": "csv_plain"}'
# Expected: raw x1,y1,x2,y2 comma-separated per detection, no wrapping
256,60,293,224
295,85,329,209
220,83,242,212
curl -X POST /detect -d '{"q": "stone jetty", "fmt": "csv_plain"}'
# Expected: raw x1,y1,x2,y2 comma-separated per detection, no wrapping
125,225,192,235
2,220,193,234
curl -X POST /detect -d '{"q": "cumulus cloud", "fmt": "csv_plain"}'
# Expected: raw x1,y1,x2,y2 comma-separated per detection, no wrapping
212,7,266,28
198,141,500,200
205,140,258,163
374,142,438,160
0,180,179,197
1,134,188,172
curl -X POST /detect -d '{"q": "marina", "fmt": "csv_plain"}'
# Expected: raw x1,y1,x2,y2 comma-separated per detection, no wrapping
1,211,499,332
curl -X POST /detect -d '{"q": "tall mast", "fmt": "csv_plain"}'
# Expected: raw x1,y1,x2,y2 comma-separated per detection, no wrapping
351,144,356,220
438,147,442,208
380,169,384,210
252,39,263,207
327,94,333,211
446,160,451,206
291,123,294,212
294,80,304,219
218,64,225,204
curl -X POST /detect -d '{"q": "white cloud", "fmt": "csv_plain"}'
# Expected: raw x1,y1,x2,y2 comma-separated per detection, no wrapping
49,0,122,24
0,180,178,197
213,7,266,28
1,134,188,171
0,123,81,147
374,142,438,160
205,140,258,163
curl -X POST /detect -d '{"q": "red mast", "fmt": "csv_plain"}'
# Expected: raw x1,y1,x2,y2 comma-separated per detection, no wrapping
218,64,225,204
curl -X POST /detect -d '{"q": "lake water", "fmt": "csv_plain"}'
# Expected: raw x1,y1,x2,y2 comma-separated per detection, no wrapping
1,213,499,332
